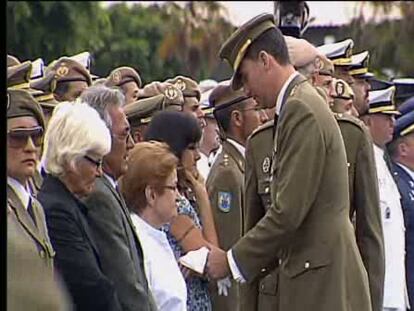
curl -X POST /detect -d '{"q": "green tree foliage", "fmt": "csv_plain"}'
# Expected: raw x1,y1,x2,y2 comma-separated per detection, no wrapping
7,1,234,83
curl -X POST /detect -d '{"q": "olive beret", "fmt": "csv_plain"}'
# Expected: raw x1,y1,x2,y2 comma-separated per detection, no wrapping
46,57,92,86
105,66,142,88
7,89,45,129
165,76,201,101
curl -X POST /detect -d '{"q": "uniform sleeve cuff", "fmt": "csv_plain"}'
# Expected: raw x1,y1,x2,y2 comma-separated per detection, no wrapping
227,250,246,283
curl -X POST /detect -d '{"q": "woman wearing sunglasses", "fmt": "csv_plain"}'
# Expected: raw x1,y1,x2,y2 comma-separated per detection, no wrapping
119,141,187,311
38,101,122,310
7,89,55,268
144,111,219,311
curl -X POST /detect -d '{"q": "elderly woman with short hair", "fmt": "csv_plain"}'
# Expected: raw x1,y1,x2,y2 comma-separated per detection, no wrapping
38,101,122,311
120,141,187,311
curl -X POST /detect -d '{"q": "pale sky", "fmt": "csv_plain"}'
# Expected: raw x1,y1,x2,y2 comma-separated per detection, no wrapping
100,1,401,26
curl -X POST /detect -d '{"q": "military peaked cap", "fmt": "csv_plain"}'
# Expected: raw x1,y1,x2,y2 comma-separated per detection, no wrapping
105,66,142,88
367,86,399,115
7,89,45,129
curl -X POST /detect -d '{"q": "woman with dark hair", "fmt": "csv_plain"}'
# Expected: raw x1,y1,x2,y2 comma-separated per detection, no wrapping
145,111,219,311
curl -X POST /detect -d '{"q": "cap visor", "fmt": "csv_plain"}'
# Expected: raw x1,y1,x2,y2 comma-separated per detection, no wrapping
230,71,243,91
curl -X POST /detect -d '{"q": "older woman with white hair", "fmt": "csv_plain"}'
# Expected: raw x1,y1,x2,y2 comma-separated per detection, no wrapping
38,101,122,311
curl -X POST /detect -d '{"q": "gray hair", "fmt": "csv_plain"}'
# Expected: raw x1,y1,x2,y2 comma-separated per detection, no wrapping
79,85,125,129
42,101,111,177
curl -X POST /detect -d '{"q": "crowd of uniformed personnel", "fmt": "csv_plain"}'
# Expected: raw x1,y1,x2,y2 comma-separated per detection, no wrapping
6,9,414,311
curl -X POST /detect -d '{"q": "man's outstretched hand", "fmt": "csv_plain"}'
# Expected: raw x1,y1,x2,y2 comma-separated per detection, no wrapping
206,245,231,280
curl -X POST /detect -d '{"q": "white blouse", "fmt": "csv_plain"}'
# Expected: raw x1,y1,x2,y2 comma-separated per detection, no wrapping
131,213,187,311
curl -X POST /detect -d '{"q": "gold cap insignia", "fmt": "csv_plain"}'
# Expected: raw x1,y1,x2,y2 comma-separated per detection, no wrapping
165,86,178,100
112,71,121,84
56,65,69,77
336,81,345,97
175,79,186,91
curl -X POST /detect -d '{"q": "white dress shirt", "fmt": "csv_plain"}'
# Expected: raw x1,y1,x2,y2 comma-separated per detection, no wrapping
103,173,117,190
226,71,300,283
197,152,210,182
373,145,409,310
8,177,30,209
130,213,187,311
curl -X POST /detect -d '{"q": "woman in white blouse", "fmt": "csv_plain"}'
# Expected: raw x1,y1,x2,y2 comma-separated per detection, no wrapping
119,141,187,311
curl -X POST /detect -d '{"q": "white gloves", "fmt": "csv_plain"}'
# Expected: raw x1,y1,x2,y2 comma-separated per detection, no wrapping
217,277,232,296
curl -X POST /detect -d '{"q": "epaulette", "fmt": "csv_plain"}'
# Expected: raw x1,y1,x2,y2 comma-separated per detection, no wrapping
333,113,366,130
248,119,275,141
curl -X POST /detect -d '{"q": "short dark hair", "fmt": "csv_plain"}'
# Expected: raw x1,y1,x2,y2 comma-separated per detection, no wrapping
54,81,70,99
244,27,290,65
144,111,202,159
387,137,404,158
213,101,246,133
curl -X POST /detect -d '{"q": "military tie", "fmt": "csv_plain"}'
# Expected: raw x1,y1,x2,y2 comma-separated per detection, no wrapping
27,197,37,227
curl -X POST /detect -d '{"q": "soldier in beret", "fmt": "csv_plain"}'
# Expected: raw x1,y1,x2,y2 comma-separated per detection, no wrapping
125,83,184,143
46,57,91,102
30,70,60,128
206,83,267,311
206,13,371,311
330,78,355,115
8,61,43,96
7,89,55,270
387,110,414,308
105,66,142,105
361,86,409,311
165,75,205,128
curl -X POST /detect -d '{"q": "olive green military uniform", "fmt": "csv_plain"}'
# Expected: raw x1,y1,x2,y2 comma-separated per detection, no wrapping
206,139,245,311
241,119,280,311
7,89,55,268
334,112,385,311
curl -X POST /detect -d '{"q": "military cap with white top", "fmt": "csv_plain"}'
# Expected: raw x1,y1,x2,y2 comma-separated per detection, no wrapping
367,86,399,115
317,39,354,66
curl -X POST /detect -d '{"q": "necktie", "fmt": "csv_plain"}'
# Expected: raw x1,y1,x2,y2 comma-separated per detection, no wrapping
27,197,37,227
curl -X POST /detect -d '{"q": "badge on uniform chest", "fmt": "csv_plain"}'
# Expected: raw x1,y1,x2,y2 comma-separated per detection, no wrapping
262,157,270,174
218,191,232,213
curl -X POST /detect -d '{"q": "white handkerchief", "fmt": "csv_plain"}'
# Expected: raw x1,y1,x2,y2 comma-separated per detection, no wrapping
179,246,209,274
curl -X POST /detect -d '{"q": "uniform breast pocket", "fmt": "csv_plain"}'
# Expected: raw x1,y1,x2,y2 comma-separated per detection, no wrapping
283,249,331,279
258,179,272,212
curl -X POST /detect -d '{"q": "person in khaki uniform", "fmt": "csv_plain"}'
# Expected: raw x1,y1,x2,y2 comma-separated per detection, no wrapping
105,66,142,104
206,83,267,311
206,13,371,311
46,57,92,102
330,78,355,115
240,118,278,311
7,89,55,269
125,82,184,143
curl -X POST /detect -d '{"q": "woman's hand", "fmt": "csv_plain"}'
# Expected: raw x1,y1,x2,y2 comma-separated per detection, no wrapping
184,167,205,191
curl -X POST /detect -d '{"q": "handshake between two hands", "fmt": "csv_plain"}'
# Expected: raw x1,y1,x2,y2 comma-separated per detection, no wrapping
179,246,232,296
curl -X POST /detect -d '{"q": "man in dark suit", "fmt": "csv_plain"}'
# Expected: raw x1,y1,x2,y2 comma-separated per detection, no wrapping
388,110,414,308
206,14,371,311
81,85,157,311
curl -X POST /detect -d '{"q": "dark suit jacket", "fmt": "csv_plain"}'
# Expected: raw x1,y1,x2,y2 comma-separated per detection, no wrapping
391,162,414,307
38,175,121,311
232,75,371,311
83,176,157,311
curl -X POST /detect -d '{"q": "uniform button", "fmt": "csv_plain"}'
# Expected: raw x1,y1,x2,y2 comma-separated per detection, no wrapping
261,268,267,273
261,284,265,290
265,187,269,193
347,163,350,167
278,259,282,265
304,261,310,269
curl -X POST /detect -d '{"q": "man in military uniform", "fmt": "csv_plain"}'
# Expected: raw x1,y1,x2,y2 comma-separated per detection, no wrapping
206,13,371,311
330,78,355,115
165,75,205,128
46,57,91,102
198,84,221,181
393,78,414,108
30,70,60,128
349,51,373,116
125,82,184,143
8,61,42,95
105,66,142,105
361,86,409,311
7,89,55,270
206,83,266,311
387,110,414,308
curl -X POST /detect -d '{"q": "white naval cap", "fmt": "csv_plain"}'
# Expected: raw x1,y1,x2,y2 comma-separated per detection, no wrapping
317,38,354,66
30,58,44,80
368,86,399,115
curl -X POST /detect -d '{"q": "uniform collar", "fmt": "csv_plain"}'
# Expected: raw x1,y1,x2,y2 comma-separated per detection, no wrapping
397,162,414,181
7,177,30,209
275,71,300,116
227,138,245,158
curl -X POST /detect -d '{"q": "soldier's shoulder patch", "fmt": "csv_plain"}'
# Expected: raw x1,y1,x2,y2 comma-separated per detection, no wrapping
218,191,232,213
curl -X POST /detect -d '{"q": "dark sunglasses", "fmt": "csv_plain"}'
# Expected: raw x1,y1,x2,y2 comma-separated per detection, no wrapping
7,126,44,148
84,155,103,170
